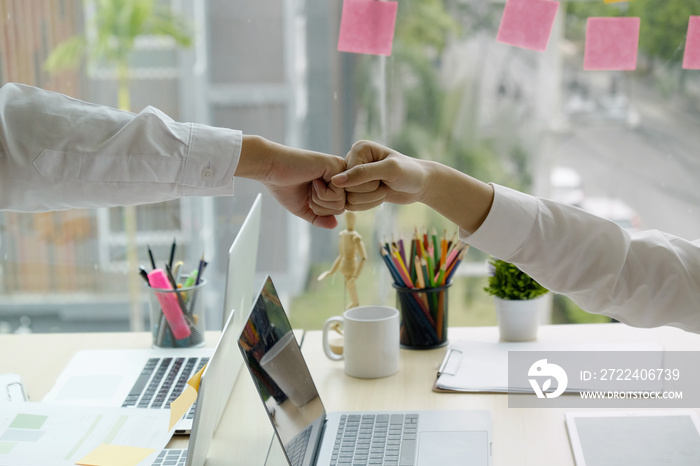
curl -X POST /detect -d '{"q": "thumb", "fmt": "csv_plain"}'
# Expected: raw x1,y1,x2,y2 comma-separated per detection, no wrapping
331,162,385,188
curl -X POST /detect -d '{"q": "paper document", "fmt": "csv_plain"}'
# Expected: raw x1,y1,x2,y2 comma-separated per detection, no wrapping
0,402,172,466
434,340,664,393
0,374,27,403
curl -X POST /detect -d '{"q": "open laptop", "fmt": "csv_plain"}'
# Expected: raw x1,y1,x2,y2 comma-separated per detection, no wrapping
42,194,263,434
238,276,493,466
150,293,253,466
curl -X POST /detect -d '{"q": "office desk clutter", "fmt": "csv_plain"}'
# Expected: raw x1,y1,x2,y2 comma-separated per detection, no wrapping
140,242,208,348
379,228,468,349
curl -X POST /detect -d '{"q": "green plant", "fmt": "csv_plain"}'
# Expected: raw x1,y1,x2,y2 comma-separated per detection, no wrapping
483,259,548,300
45,0,192,111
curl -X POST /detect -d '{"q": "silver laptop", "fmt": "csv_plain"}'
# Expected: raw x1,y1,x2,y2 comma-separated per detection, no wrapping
238,276,493,466
222,193,262,328
150,297,253,466
42,194,263,434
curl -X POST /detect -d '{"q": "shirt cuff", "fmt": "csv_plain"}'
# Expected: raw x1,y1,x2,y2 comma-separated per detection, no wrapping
458,183,539,261
181,125,241,197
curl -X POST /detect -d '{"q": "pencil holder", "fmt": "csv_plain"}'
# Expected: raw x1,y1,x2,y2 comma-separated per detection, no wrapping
394,282,451,349
147,280,206,349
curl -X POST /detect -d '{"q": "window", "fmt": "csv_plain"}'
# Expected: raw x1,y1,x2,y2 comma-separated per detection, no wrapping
1,0,698,333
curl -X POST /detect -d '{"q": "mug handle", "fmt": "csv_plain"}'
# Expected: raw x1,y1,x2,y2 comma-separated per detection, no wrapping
322,316,344,361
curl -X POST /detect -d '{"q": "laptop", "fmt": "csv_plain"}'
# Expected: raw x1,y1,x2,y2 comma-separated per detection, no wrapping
42,194,263,434
222,193,262,328
238,276,493,466
150,294,254,466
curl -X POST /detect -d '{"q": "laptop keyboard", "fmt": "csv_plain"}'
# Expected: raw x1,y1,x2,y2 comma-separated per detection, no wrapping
151,449,187,466
121,356,208,419
331,413,419,466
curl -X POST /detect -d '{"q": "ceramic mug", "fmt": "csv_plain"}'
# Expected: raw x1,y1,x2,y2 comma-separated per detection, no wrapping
322,305,400,379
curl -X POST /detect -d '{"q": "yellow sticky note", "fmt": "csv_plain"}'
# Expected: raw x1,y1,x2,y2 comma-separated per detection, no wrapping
169,385,198,430
168,363,207,431
188,364,206,391
76,444,155,466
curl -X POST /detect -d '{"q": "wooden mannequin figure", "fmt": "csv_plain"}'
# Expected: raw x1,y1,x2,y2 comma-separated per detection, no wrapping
318,211,367,309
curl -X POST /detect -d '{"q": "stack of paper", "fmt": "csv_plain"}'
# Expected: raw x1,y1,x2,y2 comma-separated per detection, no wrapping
0,402,172,466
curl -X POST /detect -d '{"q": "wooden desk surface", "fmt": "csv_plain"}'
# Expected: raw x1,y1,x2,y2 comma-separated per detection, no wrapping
2,323,699,465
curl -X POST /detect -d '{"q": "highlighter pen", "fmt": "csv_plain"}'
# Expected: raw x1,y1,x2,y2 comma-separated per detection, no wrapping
147,269,191,340
183,270,198,289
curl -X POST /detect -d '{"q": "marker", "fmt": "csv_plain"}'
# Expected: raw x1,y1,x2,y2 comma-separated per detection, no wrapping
147,269,191,340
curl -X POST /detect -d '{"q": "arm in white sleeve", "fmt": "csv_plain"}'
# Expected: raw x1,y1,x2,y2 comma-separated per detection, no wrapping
463,184,700,333
0,83,241,211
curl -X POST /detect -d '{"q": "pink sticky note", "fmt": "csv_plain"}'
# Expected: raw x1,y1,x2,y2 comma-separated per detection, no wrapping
683,16,700,70
496,0,560,52
584,17,640,70
338,0,398,56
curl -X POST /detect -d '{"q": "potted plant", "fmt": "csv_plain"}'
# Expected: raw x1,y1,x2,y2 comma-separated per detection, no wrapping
484,259,549,341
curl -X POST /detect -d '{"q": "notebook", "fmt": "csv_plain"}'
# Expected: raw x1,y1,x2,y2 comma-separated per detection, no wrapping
42,194,263,434
238,276,493,466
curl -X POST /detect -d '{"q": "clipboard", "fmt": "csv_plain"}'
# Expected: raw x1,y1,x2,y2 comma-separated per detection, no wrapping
1,373,28,402
433,340,664,393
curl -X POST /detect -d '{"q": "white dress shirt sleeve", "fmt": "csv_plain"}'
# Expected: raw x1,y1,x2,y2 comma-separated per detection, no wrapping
462,184,700,333
0,83,241,211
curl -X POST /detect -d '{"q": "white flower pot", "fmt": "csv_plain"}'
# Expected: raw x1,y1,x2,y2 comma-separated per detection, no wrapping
494,295,547,342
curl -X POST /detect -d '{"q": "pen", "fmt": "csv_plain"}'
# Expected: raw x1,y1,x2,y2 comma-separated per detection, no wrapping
147,244,157,270
168,237,176,271
138,267,150,286
195,253,207,286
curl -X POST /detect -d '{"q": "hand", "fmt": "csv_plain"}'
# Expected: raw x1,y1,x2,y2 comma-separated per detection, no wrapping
330,139,495,234
237,136,346,229
330,140,431,211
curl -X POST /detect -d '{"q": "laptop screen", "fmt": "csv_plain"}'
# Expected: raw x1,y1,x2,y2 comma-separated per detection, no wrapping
222,192,262,328
238,276,326,465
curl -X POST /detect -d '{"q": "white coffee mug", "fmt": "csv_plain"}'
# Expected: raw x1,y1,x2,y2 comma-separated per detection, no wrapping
322,305,400,379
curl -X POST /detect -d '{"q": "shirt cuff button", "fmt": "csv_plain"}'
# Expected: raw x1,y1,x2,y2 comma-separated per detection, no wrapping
201,167,214,180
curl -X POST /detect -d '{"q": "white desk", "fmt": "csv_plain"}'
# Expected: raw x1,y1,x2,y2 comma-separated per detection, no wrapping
300,323,700,466
2,323,699,465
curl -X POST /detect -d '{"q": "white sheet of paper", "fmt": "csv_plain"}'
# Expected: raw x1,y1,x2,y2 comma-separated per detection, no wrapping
0,402,171,466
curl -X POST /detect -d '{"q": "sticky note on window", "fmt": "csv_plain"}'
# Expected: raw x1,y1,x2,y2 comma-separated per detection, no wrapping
76,444,155,466
584,17,640,70
338,0,398,56
683,16,700,69
496,0,560,52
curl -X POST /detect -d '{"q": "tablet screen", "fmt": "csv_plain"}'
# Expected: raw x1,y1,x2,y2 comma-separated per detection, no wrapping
566,411,700,466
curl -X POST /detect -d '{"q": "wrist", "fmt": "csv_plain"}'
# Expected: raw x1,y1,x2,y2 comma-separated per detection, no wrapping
420,161,494,234
236,135,273,181
419,160,446,207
